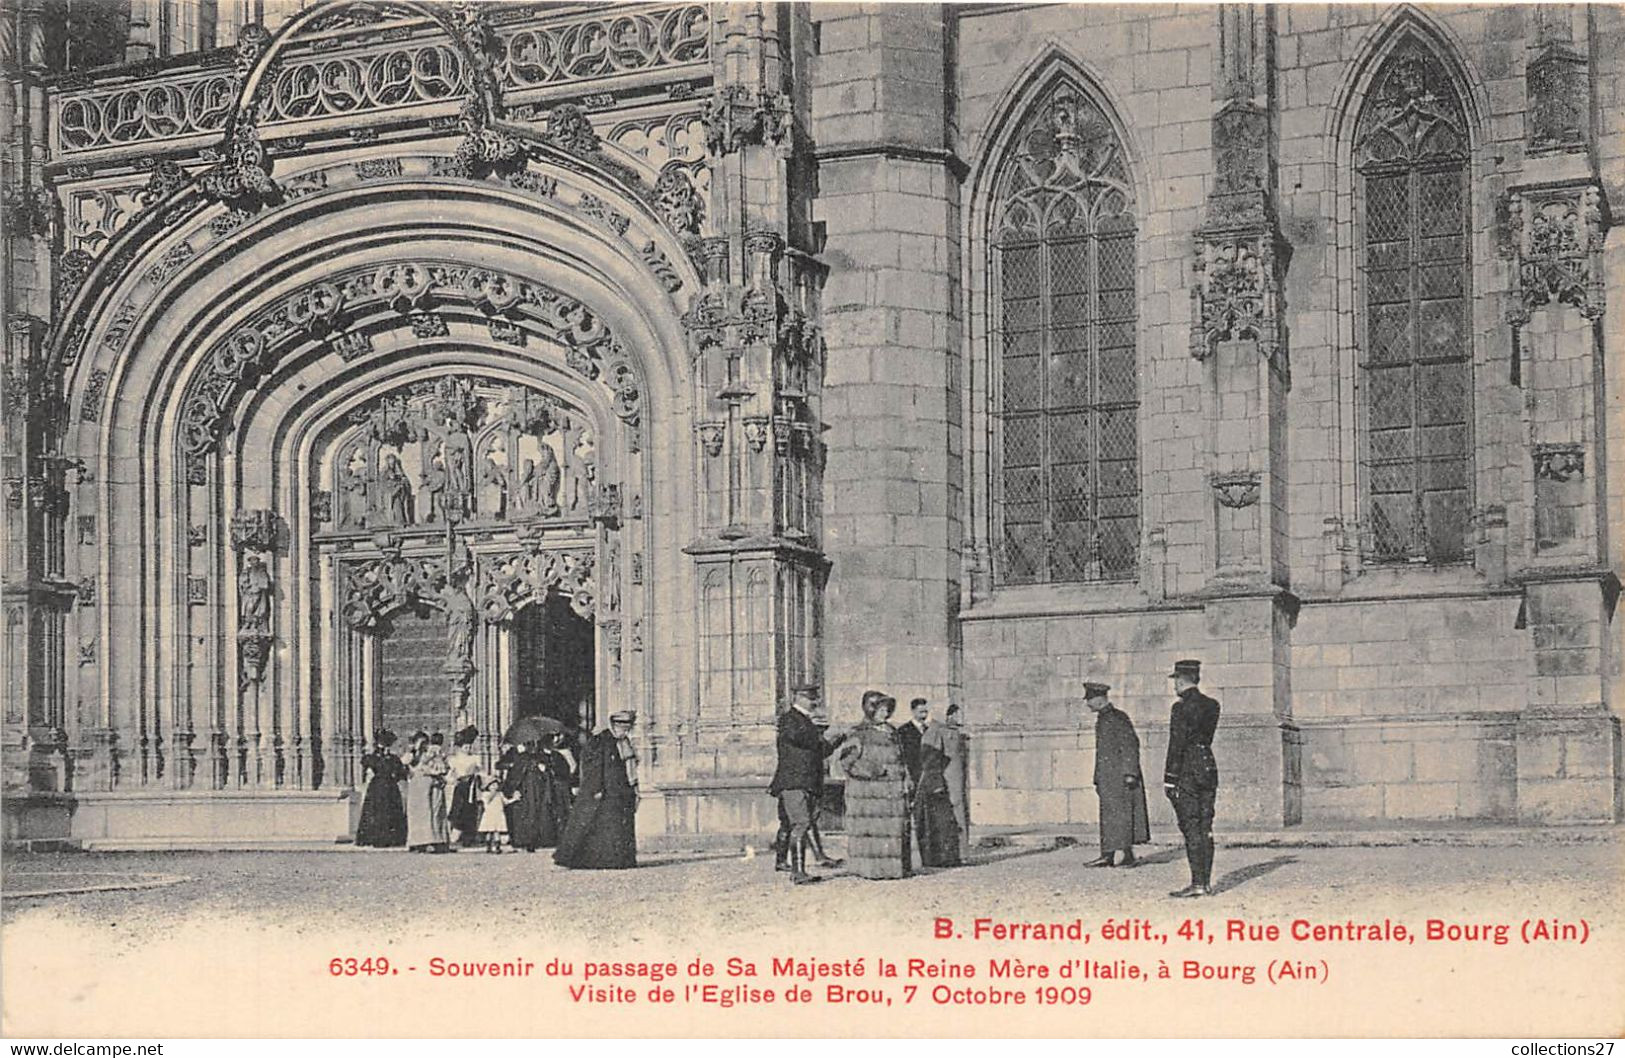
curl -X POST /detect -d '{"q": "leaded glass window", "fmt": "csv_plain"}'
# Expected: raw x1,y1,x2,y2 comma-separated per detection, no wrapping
1355,40,1472,565
992,81,1138,586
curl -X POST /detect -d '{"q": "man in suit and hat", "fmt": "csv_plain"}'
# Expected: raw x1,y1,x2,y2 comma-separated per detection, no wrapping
1164,659,1220,897
1083,682,1149,868
895,697,929,792
769,685,839,884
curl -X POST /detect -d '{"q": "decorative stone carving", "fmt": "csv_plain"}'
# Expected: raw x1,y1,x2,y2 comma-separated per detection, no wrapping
654,162,704,236
1503,184,1608,326
77,577,96,605
576,193,630,236
187,576,208,604
80,369,108,422
54,7,708,156
742,417,769,453
488,318,523,345
79,640,97,666
136,161,189,212
77,515,96,546
410,312,450,338
699,84,792,156
3,182,56,238
1189,235,1285,364
1527,37,1588,154
144,240,196,285
588,483,622,528
187,524,208,546
600,618,623,677
330,331,372,361
544,103,601,154
230,508,279,553
235,23,270,75
1533,443,1585,483
178,265,646,466
698,421,725,457
640,240,684,294
1211,470,1262,509
56,249,95,308
354,158,404,181
197,111,280,214
474,549,595,624
238,632,272,687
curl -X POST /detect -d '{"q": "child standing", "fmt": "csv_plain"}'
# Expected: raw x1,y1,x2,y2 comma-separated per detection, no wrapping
479,777,513,853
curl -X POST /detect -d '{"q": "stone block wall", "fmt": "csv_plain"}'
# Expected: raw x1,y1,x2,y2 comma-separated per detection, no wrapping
813,3,1625,832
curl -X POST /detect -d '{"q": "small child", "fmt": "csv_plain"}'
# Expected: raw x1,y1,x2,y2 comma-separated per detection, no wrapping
479,777,514,854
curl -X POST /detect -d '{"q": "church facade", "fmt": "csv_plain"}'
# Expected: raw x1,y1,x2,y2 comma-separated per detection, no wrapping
3,1,1621,848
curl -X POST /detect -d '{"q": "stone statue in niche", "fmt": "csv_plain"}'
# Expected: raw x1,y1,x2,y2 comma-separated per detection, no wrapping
338,456,370,529
438,574,478,670
563,424,596,514
440,417,475,519
420,453,448,523
480,446,509,519
237,554,272,634
376,453,413,526
517,443,562,517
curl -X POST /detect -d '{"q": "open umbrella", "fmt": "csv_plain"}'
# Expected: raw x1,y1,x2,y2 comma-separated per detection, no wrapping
503,715,564,745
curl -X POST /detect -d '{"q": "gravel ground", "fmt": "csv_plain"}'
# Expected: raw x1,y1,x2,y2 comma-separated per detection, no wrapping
4,837,1623,1037
3,837,1622,946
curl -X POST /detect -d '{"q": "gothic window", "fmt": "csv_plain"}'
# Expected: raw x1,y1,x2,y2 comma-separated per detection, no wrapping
992,80,1138,586
1354,39,1472,565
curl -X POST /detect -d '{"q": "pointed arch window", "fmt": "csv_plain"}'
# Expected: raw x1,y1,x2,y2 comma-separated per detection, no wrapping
992,80,1138,586
1354,39,1472,564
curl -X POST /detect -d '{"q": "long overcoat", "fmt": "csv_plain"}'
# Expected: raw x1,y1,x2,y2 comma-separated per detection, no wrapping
1093,705,1151,851
554,730,638,869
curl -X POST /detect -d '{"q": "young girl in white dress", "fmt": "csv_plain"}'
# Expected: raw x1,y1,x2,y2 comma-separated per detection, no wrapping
479,776,514,853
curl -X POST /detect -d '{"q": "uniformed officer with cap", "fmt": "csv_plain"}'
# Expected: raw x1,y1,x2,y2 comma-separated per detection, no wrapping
1083,681,1150,868
1164,659,1220,897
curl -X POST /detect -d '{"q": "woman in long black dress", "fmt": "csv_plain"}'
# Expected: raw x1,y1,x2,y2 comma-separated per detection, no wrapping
915,723,963,867
356,730,408,848
536,732,576,847
502,741,549,852
446,725,484,846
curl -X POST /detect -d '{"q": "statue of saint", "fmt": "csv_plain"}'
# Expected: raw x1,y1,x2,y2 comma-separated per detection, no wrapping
442,418,474,519
237,554,272,634
518,444,562,517
439,576,478,671
376,454,413,526
480,449,509,520
420,454,447,523
338,459,370,529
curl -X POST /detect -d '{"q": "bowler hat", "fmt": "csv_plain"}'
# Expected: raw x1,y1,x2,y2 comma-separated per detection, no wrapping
609,709,637,723
1170,659,1202,680
1083,681,1111,699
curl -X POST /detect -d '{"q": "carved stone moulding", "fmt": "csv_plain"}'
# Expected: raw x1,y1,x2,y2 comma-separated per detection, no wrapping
1210,470,1262,509
175,262,647,468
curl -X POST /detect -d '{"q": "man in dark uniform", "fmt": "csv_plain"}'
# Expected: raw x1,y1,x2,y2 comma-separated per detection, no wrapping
768,685,836,884
1083,681,1150,868
1164,659,1220,897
